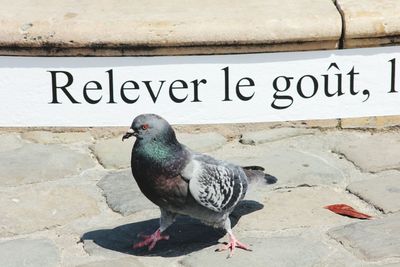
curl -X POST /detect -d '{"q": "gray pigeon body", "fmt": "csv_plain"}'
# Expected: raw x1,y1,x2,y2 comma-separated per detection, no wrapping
123,114,273,255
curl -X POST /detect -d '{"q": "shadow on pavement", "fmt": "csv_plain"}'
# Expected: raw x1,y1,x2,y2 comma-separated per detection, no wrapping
81,200,263,257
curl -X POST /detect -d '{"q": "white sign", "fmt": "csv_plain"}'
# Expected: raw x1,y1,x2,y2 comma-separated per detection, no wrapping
0,46,400,126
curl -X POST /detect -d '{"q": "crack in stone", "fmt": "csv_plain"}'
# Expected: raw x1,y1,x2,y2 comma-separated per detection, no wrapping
330,151,391,214
330,150,364,172
326,231,373,261
95,186,124,217
272,184,315,191
345,188,385,214
2,223,63,239
88,146,106,169
332,149,400,174
239,132,316,146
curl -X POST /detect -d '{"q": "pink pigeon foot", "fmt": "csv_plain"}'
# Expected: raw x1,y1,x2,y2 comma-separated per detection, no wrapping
133,229,170,251
216,233,252,258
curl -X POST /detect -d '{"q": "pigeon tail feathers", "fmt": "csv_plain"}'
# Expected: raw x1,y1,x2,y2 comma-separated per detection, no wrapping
242,166,277,185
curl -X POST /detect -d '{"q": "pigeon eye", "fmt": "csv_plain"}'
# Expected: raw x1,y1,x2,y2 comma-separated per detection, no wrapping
141,124,149,130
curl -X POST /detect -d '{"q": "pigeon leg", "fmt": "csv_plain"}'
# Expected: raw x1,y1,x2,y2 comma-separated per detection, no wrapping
216,219,252,258
133,228,170,250
133,208,176,251
216,231,252,258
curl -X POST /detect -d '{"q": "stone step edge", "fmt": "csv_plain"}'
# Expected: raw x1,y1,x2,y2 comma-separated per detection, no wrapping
0,1,399,56
0,40,338,56
2,115,400,132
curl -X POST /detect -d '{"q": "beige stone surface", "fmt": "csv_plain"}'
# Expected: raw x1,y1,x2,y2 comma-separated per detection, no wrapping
333,132,400,173
0,143,96,186
328,213,400,261
180,236,344,267
0,127,399,266
337,0,400,47
0,238,60,267
91,136,135,169
236,187,375,232
300,118,339,128
211,140,349,187
0,133,25,152
375,115,400,128
0,185,99,237
347,171,400,213
22,131,93,144
345,36,400,48
341,115,400,129
0,0,341,55
341,117,376,129
177,132,227,152
77,258,145,267
240,128,316,145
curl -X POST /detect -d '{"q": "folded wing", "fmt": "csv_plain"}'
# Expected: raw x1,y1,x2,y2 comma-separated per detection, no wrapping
181,153,248,213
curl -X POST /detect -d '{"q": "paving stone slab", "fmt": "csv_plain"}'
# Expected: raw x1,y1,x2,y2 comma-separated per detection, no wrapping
345,37,400,49
212,145,345,187
328,213,400,261
0,143,96,186
91,136,135,169
336,0,400,47
341,116,400,129
81,216,224,258
22,131,93,144
177,132,227,152
180,236,333,267
0,133,24,152
237,187,371,232
81,200,262,257
0,185,99,237
240,128,315,145
347,171,400,213
97,169,156,216
378,263,400,267
0,0,341,55
333,132,400,173
77,258,145,267
0,238,59,267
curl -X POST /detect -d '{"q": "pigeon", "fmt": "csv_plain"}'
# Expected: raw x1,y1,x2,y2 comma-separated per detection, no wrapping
122,114,276,257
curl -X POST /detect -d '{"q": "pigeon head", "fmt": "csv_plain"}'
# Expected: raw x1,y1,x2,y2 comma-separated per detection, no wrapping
122,114,178,144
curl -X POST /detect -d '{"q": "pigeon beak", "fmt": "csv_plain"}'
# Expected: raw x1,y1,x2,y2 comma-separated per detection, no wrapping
122,128,137,141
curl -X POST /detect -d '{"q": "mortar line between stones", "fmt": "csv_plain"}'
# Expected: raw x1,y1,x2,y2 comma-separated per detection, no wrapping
332,149,400,175
330,150,363,172
345,188,385,214
333,0,346,49
96,184,126,216
337,118,343,129
0,167,102,190
326,233,368,261
4,223,63,240
88,145,106,169
272,184,314,191
328,150,388,214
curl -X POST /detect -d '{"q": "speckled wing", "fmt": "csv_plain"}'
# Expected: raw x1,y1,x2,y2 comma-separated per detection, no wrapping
181,154,248,213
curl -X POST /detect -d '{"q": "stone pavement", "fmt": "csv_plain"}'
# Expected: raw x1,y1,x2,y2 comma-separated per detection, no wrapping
0,126,400,267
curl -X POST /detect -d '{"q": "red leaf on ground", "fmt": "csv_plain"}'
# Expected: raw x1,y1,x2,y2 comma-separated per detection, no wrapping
324,204,372,219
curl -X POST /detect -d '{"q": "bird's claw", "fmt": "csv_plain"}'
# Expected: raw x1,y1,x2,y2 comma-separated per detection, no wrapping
133,229,169,251
215,236,252,258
